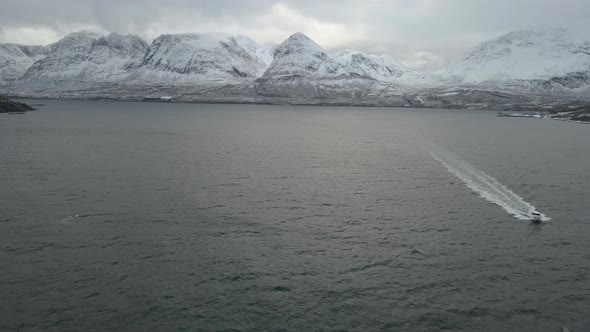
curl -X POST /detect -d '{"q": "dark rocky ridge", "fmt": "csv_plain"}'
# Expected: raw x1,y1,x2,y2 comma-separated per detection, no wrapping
0,96,35,113
548,105,590,122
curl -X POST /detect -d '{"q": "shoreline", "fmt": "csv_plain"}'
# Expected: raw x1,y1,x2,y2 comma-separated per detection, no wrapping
548,117,590,125
7,95,590,124
6,95,455,110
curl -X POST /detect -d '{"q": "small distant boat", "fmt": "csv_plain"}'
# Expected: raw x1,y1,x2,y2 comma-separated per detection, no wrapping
530,211,542,223
142,96,174,102
497,111,545,118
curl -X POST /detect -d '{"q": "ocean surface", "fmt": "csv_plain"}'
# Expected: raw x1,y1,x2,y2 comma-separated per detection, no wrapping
1,100,589,331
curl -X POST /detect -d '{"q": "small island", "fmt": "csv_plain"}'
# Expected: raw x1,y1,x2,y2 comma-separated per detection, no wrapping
0,96,35,113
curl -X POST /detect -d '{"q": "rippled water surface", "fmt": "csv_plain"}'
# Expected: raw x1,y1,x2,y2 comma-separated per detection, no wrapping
1,100,589,331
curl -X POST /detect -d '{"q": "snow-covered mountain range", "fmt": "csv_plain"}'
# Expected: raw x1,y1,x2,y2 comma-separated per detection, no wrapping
126,33,267,83
20,31,148,84
1,28,590,108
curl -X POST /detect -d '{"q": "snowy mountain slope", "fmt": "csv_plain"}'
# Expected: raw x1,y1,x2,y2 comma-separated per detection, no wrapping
449,29,590,83
235,35,274,68
331,49,407,81
0,43,47,85
20,31,148,83
127,33,267,83
329,49,461,90
4,28,590,108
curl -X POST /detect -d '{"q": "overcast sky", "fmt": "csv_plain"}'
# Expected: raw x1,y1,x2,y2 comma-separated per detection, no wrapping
1,0,589,70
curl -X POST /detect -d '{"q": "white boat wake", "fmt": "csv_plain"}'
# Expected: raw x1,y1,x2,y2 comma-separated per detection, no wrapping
429,148,550,221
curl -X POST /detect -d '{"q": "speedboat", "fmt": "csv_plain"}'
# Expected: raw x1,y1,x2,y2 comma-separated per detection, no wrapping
530,211,542,223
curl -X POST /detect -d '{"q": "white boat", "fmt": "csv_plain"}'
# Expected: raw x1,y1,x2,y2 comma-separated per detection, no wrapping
530,211,542,222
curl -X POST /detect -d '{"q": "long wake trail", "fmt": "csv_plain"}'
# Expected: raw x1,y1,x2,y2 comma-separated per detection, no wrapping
428,148,549,221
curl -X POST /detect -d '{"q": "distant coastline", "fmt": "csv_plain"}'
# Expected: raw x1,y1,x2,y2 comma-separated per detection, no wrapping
2,28,590,124
8,94,589,124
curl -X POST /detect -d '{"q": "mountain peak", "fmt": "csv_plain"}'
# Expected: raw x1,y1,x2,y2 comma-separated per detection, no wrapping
262,33,349,79
289,32,310,39
273,32,323,58
61,30,105,41
492,28,585,47
283,32,318,46
501,27,569,39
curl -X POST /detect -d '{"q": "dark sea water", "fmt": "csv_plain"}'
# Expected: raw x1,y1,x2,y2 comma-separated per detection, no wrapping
1,100,589,331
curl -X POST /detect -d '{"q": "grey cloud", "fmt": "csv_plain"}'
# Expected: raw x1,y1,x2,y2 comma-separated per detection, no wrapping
1,0,589,70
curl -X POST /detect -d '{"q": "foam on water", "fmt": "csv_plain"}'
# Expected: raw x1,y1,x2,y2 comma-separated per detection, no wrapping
429,148,549,221
60,214,80,223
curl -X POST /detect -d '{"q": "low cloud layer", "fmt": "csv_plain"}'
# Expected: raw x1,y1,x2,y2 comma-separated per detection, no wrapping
1,0,589,70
